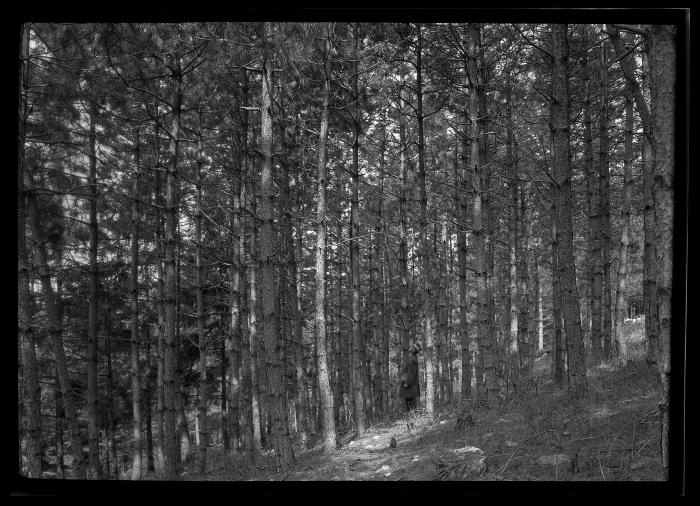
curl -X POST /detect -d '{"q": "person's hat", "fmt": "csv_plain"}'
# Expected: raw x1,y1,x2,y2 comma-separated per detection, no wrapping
410,342,422,354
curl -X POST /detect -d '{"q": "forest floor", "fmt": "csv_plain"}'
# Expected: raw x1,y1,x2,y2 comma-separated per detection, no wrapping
182,318,664,482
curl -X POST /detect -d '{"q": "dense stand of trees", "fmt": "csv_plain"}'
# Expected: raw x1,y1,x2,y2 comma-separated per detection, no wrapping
17,21,679,480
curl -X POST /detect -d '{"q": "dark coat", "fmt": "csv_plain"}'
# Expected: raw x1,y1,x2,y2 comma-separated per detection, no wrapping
399,353,420,399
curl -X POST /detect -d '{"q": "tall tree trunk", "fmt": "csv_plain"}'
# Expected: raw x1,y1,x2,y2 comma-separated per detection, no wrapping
55,372,65,478
259,35,294,468
458,63,472,401
315,24,337,453
649,23,676,481
551,23,586,395
104,292,118,479
163,55,183,479
416,23,436,416
149,114,165,473
377,128,390,416
598,40,613,361
87,101,102,479
517,185,530,377
438,219,450,404
550,184,565,387
292,172,308,445
238,71,254,454
248,157,262,454
468,23,489,403
583,35,603,363
506,75,519,385
129,128,143,480
536,256,544,352
349,23,366,435
144,326,155,472
642,131,659,364
525,184,537,373
195,115,208,473
18,22,42,479
226,111,241,455
614,89,634,362
398,71,411,374
333,161,345,429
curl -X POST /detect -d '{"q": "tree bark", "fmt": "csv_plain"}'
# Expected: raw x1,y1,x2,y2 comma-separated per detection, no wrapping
583,34,604,362
86,101,102,479
598,40,614,361
416,24,436,416
614,89,634,362
129,128,143,479
315,23,337,453
551,24,586,394
163,54,183,479
398,70,411,375
259,34,295,468
458,58,472,401
550,184,565,387
248,150,262,454
467,23,490,403
195,113,208,473
348,23,366,435
18,22,42,479
237,71,254,454
517,184,530,377
506,74,519,385
649,23,676,481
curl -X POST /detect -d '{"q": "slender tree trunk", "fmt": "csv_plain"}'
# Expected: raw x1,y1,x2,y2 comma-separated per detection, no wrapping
536,257,543,351
259,36,294,468
378,135,390,416
642,131,659,364
649,24,676,481
292,172,308,445
525,185,537,373
55,372,65,478
163,55,183,479
18,23,42,479
416,24,436,416
315,24,337,453
195,116,208,473
227,124,241,455
130,128,143,480
458,66,472,401
333,162,345,429
550,184,565,386
551,23,586,395
86,101,102,479
238,72,254,454
517,185,530,377
248,161,262,454
468,23,489,403
583,37,603,363
144,326,155,472
598,40,613,361
348,23,366,435
506,75,519,385
614,89,634,362
398,72,411,374
104,292,118,479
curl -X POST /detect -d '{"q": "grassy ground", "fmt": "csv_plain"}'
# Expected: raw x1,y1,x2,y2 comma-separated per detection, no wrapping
166,318,664,482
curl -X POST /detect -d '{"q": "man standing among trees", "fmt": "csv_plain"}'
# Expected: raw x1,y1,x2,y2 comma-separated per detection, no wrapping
399,343,422,412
